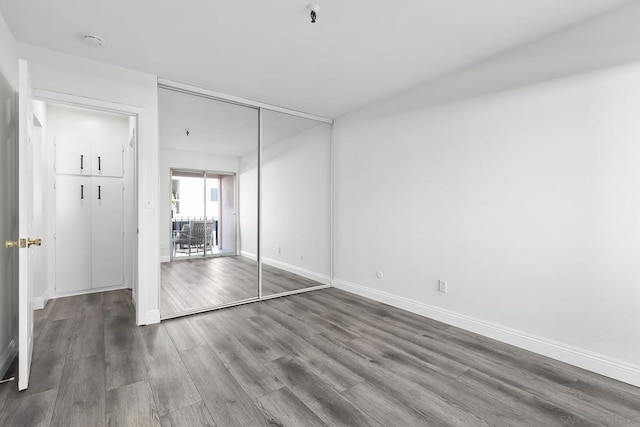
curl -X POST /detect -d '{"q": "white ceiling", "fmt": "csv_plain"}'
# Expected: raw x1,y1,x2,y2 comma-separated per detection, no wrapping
159,88,325,156
0,0,634,118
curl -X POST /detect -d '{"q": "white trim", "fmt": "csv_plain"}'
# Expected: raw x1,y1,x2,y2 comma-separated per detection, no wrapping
262,257,331,286
161,284,332,321
31,88,147,328
238,252,329,286
145,309,161,325
33,89,144,116
332,278,640,388
160,255,170,263
0,339,17,380
329,117,335,286
33,289,49,310
53,284,128,299
240,250,257,261
158,78,333,124
258,108,263,298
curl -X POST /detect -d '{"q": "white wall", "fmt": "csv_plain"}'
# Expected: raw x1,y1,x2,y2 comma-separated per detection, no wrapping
19,44,161,325
345,1,640,125
334,59,640,385
261,124,331,280
239,153,258,259
159,148,239,261
0,12,16,88
0,10,18,377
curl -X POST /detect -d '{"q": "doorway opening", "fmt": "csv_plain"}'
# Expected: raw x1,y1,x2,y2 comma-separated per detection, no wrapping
32,93,139,312
170,169,237,259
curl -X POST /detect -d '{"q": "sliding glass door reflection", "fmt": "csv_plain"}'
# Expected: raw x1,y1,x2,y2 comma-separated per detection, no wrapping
159,86,259,318
171,170,235,259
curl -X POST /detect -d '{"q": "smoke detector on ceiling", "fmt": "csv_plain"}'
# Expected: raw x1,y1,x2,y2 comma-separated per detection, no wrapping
83,34,106,48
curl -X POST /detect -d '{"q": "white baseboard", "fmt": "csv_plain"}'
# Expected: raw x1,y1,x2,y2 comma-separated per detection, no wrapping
54,284,128,299
144,309,161,325
332,278,640,388
33,289,50,310
160,255,170,263
262,257,330,285
0,338,17,380
240,251,257,261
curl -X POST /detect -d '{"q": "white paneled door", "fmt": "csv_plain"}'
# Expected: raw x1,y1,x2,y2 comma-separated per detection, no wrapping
92,142,123,178
17,59,39,391
91,179,124,288
55,176,92,293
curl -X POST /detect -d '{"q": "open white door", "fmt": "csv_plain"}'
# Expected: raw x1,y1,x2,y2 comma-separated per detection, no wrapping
15,59,38,390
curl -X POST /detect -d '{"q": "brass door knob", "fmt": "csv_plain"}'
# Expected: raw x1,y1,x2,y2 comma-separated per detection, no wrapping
4,240,18,248
27,238,42,247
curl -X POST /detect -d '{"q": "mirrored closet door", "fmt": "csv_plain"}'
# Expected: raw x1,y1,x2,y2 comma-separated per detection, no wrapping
159,88,259,318
260,110,332,297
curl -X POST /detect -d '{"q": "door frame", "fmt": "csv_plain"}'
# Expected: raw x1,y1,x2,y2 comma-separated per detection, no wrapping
168,168,238,261
158,81,334,321
32,89,144,325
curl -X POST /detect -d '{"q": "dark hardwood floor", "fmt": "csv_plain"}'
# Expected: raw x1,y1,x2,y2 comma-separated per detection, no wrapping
1,287,639,426
161,255,323,317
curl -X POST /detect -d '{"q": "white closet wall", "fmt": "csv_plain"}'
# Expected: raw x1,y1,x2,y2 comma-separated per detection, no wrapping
49,104,128,295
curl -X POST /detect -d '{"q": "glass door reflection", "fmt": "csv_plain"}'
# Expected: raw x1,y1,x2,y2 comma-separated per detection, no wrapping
160,87,259,318
171,170,233,259
260,110,332,297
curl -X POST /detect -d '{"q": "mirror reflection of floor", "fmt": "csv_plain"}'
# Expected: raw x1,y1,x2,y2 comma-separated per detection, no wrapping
160,256,323,318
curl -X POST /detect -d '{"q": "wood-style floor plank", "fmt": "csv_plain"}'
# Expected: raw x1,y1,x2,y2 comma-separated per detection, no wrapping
163,316,207,352
159,401,216,427
179,344,272,427
136,324,202,416
246,313,364,393
341,381,429,426
105,380,160,427
105,349,148,392
160,256,324,317
266,355,382,427
0,318,75,400
68,305,105,360
2,287,640,427
49,355,106,427
304,332,490,426
193,314,283,400
0,389,57,427
256,387,327,427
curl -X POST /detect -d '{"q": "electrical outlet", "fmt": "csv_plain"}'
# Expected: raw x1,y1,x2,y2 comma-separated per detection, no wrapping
438,280,448,293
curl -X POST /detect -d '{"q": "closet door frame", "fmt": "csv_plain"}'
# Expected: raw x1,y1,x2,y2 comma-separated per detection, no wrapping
169,168,237,262
34,89,143,324
158,80,334,321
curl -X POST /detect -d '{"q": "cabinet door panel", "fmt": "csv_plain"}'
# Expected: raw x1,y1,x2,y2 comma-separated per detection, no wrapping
55,137,91,175
55,176,92,293
92,142,123,177
91,179,124,288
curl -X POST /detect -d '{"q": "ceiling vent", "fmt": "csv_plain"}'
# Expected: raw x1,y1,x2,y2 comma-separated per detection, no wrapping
83,34,106,48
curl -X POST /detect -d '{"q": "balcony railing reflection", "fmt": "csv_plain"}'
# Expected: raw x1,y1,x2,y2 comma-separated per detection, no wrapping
172,216,218,257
